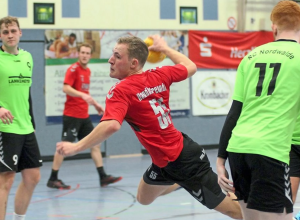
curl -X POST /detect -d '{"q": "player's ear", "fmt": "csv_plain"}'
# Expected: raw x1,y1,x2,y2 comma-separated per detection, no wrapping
271,24,277,38
130,58,139,68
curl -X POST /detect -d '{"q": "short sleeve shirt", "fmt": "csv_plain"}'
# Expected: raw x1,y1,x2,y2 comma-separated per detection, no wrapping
101,64,188,167
63,62,90,118
227,40,300,164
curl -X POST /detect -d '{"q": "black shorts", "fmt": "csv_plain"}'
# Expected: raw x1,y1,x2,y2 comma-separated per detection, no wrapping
0,131,42,173
290,144,300,177
143,133,226,209
62,115,94,142
228,152,293,213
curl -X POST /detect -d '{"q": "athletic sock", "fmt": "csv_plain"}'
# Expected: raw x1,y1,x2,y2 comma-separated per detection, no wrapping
49,169,59,181
97,166,107,179
12,212,25,220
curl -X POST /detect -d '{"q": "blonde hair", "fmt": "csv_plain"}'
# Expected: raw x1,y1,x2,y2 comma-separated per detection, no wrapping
270,0,300,31
78,43,93,54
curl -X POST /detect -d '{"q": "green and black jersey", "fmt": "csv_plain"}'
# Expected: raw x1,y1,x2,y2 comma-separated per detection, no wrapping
0,48,34,134
227,40,300,164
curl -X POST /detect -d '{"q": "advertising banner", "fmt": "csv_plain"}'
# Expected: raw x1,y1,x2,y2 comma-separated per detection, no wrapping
189,31,274,69
192,71,236,115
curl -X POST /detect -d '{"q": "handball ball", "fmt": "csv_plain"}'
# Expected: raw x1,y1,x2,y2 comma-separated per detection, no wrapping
144,37,166,63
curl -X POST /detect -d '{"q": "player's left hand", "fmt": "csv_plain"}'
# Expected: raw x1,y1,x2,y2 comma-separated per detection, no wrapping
56,141,78,157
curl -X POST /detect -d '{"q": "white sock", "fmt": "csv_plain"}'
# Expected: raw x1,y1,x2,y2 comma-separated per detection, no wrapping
12,212,25,220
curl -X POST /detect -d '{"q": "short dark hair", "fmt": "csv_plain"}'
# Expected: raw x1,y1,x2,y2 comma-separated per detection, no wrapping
69,33,76,39
117,36,149,67
0,16,20,30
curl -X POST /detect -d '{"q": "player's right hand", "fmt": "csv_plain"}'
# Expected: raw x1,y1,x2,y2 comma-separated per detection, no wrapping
56,141,78,157
148,35,168,53
0,108,14,124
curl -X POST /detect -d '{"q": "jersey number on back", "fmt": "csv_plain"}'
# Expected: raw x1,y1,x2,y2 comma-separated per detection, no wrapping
255,63,281,96
149,98,171,129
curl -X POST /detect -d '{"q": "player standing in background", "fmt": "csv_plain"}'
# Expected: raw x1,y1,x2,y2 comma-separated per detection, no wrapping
0,16,42,220
47,43,122,189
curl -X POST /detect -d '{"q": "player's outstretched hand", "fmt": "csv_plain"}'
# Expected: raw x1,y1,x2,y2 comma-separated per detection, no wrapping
56,141,78,157
0,107,14,124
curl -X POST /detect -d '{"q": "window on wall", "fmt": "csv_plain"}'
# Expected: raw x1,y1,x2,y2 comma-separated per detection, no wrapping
34,3,55,24
180,7,197,24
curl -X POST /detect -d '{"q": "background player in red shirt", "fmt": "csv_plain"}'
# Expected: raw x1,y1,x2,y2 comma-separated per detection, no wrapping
47,43,122,189
56,36,242,219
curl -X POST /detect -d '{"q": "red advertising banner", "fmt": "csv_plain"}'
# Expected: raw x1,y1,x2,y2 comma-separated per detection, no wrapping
188,31,274,69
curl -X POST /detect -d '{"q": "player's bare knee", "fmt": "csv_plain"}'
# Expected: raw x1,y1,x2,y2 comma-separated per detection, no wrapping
23,172,41,187
136,193,154,205
0,172,15,191
223,209,243,220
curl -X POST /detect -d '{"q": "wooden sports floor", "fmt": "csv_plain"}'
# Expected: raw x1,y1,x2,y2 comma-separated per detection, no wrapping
6,149,300,220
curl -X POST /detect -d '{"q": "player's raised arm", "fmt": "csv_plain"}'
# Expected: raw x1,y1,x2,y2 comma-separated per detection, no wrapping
148,35,197,78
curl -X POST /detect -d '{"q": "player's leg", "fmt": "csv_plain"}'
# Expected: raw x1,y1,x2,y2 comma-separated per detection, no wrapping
137,163,174,205
162,133,242,219
137,178,172,205
159,183,182,196
0,171,15,219
14,167,40,215
0,132,27,219
14,132,42,216
80,118,122,187
47,116,76,189
213,194,242,219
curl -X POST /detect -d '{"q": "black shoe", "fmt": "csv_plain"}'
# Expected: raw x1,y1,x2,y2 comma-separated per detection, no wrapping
100,175,122,187
47,179,71,189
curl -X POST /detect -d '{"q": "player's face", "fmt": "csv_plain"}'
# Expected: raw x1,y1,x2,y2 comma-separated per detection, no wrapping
78,46,92,66
69,36,76,44
0,22,22,49
108,43,132,80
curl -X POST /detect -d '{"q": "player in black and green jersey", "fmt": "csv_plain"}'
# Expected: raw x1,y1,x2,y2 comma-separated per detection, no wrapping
216,1,300,220
0,16,42,220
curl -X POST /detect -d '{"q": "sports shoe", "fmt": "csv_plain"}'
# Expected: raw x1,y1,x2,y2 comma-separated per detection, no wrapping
100,175,122,187
294,211,300,220
47,179,71,190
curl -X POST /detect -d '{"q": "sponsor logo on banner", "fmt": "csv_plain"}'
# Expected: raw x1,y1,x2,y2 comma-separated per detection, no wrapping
200,37,212,57
188,30,274,69
196,77,231,109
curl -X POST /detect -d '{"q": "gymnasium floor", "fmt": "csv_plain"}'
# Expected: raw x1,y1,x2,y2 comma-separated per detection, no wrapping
6,149,300,220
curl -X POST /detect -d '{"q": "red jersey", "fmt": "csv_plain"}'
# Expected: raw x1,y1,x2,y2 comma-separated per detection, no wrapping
63,62,90,118
101,64,188,167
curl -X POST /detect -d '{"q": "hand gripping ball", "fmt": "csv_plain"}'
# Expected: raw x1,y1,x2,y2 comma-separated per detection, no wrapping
144,37,166,63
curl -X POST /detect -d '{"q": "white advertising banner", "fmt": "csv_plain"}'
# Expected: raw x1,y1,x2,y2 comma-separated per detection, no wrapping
45,58,190,123
192,71,236,115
